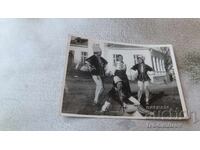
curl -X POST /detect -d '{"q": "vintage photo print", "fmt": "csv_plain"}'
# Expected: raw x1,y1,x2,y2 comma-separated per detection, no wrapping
61,35,188,119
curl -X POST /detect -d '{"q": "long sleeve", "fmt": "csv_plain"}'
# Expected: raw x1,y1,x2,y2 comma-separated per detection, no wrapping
131,64,138,70
146,64,154,71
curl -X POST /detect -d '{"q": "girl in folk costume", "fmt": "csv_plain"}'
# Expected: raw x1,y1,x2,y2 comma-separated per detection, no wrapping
85,44,108,104
131,56,154,105
101,76,154,117
113,55,131,94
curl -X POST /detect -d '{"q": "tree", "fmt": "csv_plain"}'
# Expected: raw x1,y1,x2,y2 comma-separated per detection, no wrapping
160,47,173,82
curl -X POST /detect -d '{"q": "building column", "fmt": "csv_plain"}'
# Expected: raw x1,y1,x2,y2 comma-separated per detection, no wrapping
159,59,163,71
152,56,156,71
156,58,160,72
154,57,158,72
162,59,165,72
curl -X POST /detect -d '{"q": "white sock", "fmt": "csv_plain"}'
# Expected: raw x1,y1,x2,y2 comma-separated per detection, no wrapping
101,101,111,112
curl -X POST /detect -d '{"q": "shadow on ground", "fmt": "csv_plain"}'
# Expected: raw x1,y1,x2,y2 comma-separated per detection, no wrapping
62,75,184,117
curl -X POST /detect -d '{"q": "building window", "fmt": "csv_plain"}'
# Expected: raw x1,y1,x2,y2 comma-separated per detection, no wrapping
81,51,88,64
113,54,121,64
133,55,137,65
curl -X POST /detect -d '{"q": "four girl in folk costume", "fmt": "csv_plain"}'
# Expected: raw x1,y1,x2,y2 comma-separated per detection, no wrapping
86,43,154,115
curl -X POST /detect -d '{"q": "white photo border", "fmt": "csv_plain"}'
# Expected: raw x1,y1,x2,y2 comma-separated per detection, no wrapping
60,34,189,120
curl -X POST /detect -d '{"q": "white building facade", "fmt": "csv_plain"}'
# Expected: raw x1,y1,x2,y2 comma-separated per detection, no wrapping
69,40,167,83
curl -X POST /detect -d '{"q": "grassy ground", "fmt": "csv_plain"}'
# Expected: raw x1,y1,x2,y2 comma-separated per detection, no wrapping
62,74,184,117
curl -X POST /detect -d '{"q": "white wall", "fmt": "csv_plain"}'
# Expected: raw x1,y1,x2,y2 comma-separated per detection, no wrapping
69,46,91,64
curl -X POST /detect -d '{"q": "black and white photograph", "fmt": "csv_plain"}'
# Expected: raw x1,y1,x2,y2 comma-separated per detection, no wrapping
61,35,188,119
